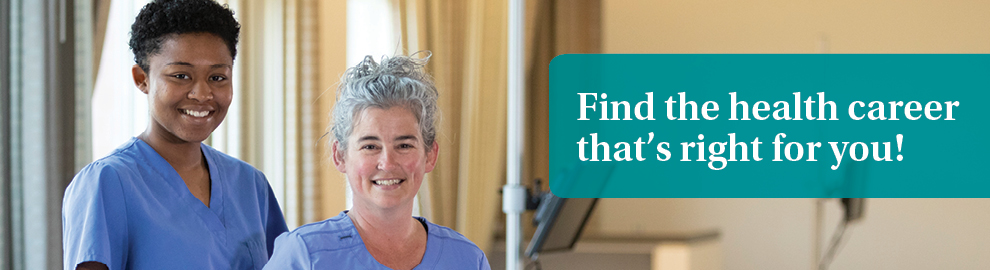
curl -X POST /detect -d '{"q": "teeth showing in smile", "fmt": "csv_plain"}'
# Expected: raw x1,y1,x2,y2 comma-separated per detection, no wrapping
373,179,402,186
183,109,209,118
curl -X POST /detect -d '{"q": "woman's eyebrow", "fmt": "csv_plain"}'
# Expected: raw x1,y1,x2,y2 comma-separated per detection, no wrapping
164,62,231,69
357,135,380,142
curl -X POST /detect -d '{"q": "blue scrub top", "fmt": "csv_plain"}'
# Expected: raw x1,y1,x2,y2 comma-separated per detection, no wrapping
62,138,289,270
264,211,491,270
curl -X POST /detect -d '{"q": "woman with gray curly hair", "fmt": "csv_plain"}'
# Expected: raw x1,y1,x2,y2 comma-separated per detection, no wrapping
264,53,491,270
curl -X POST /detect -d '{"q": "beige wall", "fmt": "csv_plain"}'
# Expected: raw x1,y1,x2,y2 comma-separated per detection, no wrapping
592,0,990,269
587,199,815,269
316,0,348,222
603,0,990,54
587,199,990,269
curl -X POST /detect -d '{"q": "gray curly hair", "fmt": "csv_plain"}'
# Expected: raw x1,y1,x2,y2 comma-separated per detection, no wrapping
331,53,438,151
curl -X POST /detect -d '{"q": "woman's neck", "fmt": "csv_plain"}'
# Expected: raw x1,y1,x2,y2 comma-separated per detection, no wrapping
348,204,427,270
138,129,204,171
348,203,420,241
138,128,213,207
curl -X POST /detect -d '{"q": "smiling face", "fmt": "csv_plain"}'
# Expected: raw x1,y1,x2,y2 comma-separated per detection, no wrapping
132,32,233,144
334,106,439,211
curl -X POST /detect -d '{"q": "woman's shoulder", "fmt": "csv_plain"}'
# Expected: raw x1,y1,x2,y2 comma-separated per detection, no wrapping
280,212,363,252
265,212,365,269
288,212,354,235
419,217,485,252
91,138,145,167
198,143,274,191
71,138,146,185
199,143,262,174
65,140,148,205
68,160,125,195
418,217,490,269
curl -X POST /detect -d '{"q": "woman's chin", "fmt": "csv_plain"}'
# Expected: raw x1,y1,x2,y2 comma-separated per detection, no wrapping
367,197,416,211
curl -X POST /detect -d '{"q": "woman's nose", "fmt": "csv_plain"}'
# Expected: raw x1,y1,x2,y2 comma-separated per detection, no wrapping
377,149,398,171
188,79,214,102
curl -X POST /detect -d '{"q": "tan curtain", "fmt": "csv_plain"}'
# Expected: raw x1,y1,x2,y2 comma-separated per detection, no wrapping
232,0,347,228
521,0,602,242
398,0,601,253
399,0,508,253
404,0,471,230
526,0,601,188
285,0,350,226
313,0,349,224
453,0,510,254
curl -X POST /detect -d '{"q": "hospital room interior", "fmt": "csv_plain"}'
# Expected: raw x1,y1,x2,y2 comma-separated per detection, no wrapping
2,0,989,269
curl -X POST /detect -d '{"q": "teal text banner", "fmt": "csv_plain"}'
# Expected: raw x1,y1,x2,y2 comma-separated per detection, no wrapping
549,54,988,198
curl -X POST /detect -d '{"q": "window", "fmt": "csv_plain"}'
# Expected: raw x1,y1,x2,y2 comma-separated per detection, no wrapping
91,0,149,160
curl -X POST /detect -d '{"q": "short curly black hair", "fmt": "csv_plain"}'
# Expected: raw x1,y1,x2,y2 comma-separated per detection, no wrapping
129,0,240,72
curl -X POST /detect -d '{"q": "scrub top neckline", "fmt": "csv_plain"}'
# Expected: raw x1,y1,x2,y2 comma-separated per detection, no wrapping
340,210,441,270
132,137,228,243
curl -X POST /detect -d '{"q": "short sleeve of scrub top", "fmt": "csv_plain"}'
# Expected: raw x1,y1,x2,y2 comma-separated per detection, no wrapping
264,211,491,270
62,138,289,270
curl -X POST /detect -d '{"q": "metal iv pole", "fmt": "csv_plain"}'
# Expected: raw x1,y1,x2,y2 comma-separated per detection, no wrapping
502,0,526,270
